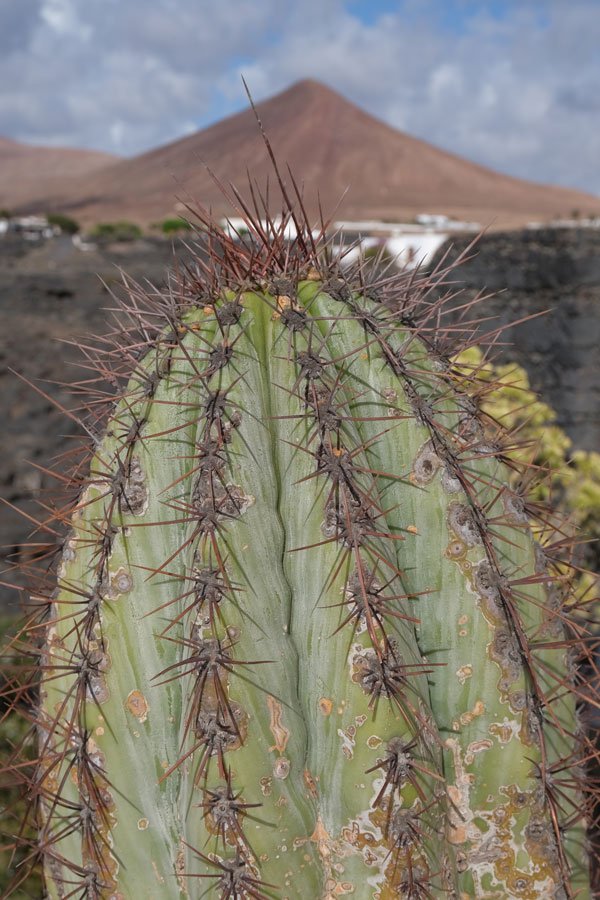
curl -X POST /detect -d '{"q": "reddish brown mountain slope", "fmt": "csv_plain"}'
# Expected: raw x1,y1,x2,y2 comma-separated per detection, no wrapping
10,80,600,228
0,137,117,211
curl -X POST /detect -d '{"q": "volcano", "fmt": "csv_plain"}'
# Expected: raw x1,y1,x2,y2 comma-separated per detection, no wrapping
6,80,600,228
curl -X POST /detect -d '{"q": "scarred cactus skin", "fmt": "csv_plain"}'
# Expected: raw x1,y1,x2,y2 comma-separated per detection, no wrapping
1,193,598,898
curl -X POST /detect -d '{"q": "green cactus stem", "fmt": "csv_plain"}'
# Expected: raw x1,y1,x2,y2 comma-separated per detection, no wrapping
1,192,598,899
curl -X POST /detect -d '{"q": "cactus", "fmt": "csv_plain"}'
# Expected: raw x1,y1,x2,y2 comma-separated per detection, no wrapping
1,185,599,899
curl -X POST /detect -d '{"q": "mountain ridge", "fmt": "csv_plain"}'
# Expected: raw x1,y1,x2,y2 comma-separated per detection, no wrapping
4,79,599,228
0,137,117,211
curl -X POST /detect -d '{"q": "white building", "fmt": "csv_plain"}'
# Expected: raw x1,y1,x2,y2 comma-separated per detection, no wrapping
220,213,479,269
1,215,58,240
331,217,479,269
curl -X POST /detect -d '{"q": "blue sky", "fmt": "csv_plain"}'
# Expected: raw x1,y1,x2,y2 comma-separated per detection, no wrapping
348,0,404,26
349,1,533,32
0,0,598,194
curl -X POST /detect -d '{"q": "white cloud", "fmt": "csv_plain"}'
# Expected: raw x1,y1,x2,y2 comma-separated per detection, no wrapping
40,0,91,38
0,0,599,195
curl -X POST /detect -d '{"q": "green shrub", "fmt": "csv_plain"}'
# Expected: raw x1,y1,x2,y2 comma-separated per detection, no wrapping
454,348,600,604
89,221,143,242
46,213,80,235
160,217,192,234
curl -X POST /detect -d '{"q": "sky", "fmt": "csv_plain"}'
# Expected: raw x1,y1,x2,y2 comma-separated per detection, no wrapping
1,0,599,195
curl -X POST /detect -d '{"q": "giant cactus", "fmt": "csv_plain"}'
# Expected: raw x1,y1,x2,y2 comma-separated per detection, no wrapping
2,190,599,899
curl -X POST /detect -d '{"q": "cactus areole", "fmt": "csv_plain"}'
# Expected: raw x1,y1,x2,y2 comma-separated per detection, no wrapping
8,187,598,898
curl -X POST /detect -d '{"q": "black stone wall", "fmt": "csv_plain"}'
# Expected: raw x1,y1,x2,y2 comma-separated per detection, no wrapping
431,227,600,452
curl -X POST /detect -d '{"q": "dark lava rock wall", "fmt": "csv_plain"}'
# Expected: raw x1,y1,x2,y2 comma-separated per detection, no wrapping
0,234,196,609
432,227,600,452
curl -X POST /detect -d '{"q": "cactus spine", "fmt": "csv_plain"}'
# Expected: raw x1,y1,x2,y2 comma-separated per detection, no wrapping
2,197,597,898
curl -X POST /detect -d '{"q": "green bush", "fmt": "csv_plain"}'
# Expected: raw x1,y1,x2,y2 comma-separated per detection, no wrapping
160,217,192,234
89,221,143,242
454,347,600,604
46,213,80,235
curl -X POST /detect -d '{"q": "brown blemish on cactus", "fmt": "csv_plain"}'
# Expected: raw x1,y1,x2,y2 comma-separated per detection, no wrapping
464,739,493,765
337,725,356,760
444,736,564,894
447,502,482,546
319,697,333,716
126,689,149,722
87,673,110,704
124,456,148,515
57,538,77,579
519,699,543,747
192,479,254,528
137,818,149,830
488,627,522,695
444,539,469,562
495,786,563,894
272,294,291,320
460,699,485,726
502,487,529,524
226,483,255,515
524,820,560,872
259,775,272,796
309,817,348,898
411,440,441,485
273,757,291,779
452,699,486,731
472,560,505,625
110,567,133,596
489,718,520,744
85,647,111,704
441,466,461,493
457,612,470,637
444,737,476,845
267,695,290,753
304,769,319,799
456,664,473,684
351,802,433,896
